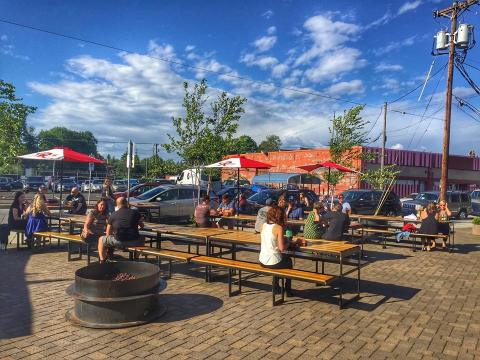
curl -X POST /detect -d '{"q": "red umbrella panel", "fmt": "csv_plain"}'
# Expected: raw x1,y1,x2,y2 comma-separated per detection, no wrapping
297,161,355,197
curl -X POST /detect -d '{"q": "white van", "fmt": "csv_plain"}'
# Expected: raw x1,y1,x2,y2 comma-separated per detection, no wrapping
176,168,209,187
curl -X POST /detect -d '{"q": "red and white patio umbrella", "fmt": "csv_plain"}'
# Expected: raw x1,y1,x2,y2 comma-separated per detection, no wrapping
298,161,356,199
18,147,104,216
205,156,272,209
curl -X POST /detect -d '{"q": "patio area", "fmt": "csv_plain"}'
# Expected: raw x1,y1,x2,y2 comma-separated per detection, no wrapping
1,226,480,359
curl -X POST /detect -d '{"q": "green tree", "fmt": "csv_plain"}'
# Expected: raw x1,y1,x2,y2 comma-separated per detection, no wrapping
228,135,257,154
38,127,99,156
258,135,282,152
0,80,36,172
163,79,247,190
327,105,399,192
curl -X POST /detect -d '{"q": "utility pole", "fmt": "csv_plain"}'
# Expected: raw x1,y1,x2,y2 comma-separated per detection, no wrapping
434,0,478,201
380,102,387,174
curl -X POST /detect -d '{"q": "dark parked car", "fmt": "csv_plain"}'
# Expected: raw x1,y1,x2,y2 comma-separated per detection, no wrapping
23,176,46,192
9,179,24,190
402,191,471,219
0,177,12,191
472,189,480,216
342,189,402,216
247,189,319,213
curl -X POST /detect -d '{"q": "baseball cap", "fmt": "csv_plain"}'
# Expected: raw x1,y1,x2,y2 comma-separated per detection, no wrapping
288,196,295,202
265,198,273,205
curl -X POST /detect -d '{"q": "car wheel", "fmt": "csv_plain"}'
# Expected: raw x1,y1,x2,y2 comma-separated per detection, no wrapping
457,210,467,220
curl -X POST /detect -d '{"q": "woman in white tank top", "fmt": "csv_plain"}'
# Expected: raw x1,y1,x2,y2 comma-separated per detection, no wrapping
259,206,305,295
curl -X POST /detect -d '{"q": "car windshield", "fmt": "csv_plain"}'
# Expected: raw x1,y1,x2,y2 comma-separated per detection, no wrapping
415,193,438,201
343,191,363,202
248,190,279,203
135,186,167,200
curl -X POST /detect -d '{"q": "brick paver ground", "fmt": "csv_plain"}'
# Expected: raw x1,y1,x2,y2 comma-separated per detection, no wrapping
1,227,480,359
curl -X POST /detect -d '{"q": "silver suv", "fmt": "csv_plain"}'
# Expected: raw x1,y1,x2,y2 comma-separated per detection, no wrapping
129,185,218,222
402,191,471,219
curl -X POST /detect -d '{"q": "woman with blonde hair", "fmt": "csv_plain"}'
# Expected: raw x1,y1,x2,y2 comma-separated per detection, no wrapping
437,200,451,249
25,193,51,246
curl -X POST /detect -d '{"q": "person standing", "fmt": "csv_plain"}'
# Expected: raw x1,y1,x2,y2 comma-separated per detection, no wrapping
65,187,87,215
98,197,144,262
102,178,115,214
323,203,350,241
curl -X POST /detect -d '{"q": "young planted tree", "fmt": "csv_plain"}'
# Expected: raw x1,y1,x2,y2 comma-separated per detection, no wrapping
327,105,398,193
163,79,247,193
0,80,36,172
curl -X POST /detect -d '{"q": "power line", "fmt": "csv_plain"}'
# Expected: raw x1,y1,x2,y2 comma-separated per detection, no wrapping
0,18,367,107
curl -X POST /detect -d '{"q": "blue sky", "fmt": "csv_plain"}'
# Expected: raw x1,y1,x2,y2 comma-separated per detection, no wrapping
1,0,480,159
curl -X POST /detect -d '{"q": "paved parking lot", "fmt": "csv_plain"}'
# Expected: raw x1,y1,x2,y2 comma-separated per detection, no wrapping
1,225,480,359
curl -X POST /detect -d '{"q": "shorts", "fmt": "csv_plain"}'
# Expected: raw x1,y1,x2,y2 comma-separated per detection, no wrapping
81,233,102,244
102,235,144,249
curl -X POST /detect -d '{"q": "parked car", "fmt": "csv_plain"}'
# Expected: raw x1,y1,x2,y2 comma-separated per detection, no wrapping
0,177,12,191
112,180,128,192
247,189,319,214
400,192,418,204
81,179,103,192
402,191,471,219
342,189,402,216
222,179,250,187
472,189,480,216
129,185,218,222
57,179,78,192
114,182,166,199
9,179,24,190
154,178,176,185
23,176,45,192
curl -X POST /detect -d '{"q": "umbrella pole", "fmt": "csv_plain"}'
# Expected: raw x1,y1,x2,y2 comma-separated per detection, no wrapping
58,161,64,232
237,169,240,215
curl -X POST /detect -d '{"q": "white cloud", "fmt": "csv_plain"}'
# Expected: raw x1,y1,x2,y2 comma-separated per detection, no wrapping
373,35,417,56
304,48,367,83
398,1,422,15
253,35,277,52
326,80,365,96
271,63,289,78
267,26,276,35
185,45,195,52
0,43,30,61
240,53,278,69
262,10,274,19
391,143,404,150
1,34,8,41
375,63,403,72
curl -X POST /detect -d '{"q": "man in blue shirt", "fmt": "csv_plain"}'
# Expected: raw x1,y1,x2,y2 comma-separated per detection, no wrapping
216,194,236,229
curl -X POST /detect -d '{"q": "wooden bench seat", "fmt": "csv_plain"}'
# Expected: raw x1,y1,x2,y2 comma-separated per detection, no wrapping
126,246,199,278
33,231,94,263
189,256,352,308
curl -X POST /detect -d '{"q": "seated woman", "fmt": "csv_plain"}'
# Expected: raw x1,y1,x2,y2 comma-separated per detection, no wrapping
259,205,305,296
8,191,29,231
25,193,51,246
437,200,451,249
303,201,326,239
81,198,108,245
419,203,439,251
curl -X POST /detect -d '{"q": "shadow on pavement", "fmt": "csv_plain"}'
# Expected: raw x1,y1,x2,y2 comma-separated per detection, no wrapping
0,250,32,340
156,293,223,323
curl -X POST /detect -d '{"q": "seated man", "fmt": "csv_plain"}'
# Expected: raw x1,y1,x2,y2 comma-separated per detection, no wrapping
98,197,144,262
323,203,350,241
195,195,212,228
216,194,236,229
285,197,304,220
65,187,87,215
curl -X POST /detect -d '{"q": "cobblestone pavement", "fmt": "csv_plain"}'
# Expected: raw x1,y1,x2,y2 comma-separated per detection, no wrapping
1,228,480,360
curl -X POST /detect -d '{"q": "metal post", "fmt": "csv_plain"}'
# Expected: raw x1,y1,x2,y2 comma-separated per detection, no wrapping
440,6,457,202
380,102,387,176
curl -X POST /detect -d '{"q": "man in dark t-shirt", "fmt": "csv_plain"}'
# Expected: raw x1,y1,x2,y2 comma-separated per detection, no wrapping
98,197,144,262
65,187,87,215
323,203,350,241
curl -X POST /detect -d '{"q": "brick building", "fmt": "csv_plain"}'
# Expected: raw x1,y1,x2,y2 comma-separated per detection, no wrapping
222,146,480,197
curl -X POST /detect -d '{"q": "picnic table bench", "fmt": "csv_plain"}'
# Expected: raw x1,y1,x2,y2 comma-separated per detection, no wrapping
33,231,95,263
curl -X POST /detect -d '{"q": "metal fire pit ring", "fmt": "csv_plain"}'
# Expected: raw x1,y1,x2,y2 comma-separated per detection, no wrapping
66,262,167,328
